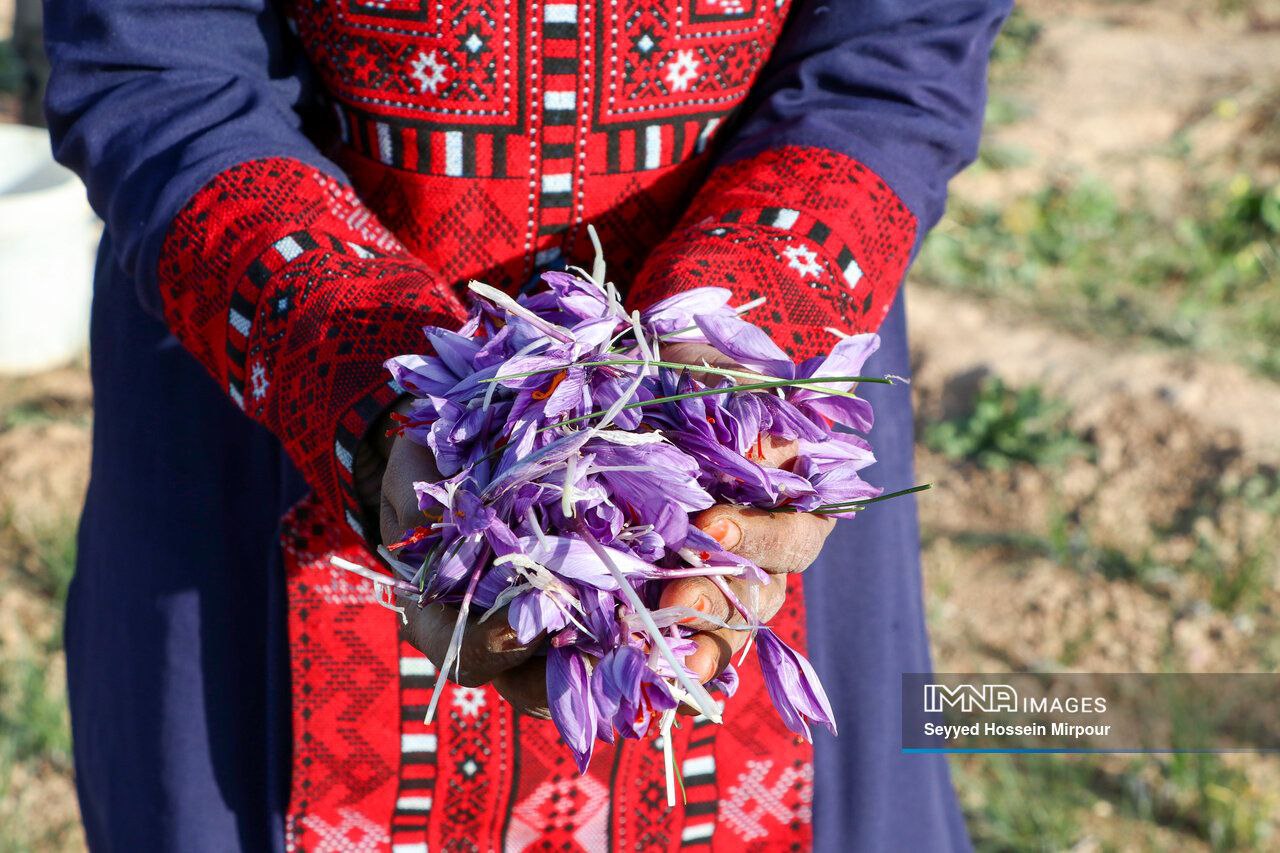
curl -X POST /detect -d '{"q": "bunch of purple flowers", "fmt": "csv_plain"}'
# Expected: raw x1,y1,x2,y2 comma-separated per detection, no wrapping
347,238,915,792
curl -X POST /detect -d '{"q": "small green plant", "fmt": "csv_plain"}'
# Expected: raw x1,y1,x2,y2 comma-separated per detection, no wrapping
1160,750,1272,851
924,377,1088,470
950,753,1091,851
989,7,1043,74
916,177,1280,378
26,523,78,608
1179,470,1280,614
0,657,71,769
0,510,79,607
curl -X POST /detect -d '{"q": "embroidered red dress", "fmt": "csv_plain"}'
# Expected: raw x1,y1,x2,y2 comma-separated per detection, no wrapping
47,0,1009,849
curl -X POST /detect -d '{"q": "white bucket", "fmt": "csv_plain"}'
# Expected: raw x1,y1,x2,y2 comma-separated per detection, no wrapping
0,124,100,374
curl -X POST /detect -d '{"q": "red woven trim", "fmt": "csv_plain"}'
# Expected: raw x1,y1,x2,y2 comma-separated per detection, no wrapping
627,145,919,360
156,158,467,537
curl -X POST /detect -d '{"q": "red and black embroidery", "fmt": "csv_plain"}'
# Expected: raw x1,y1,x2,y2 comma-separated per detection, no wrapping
629,145,919,360
157,158,467,544
284,0,795,289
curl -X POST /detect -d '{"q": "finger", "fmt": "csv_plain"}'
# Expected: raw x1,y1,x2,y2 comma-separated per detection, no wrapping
399,601,540,688
381,438,441,546
664,576,787,683
379,493,402,551
492,656,551,719
684,631,737,684
749,434,800,470
658,576,732,631
659,574,786,632
695,505,835,574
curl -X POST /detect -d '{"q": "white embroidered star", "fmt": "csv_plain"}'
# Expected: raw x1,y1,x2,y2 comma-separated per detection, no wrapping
782,243,823,278
452,686,486,717
410,49,448,94
250,362,270,400
664,50,700,93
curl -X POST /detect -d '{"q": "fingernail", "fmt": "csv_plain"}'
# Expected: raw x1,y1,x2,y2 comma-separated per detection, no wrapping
705,518,741,550
692,594,710,613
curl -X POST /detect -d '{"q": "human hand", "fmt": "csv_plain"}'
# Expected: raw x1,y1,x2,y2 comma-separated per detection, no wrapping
659,343,837,686
376,415,552,716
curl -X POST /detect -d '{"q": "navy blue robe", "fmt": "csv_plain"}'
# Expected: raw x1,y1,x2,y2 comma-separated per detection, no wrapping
45,0,1009,848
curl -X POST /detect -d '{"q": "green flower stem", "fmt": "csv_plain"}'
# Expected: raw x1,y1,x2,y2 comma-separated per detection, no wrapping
536,376,876,435
809,483,932,513
486,358,893,387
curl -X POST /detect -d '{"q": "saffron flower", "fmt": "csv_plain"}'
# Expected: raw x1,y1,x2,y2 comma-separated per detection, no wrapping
339,232,921,791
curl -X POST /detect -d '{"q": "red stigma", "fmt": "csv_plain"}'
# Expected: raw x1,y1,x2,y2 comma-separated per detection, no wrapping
531,370,568,401
388,525,432,551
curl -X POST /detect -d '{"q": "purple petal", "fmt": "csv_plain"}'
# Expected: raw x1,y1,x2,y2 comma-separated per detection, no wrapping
541,270,616,321
424,327,482,378
482,431,592,502
509,591,568,644
755,629,836,741
547,646,598,773
764,467,818,506
451,489,495,536
542,368,589,418
472,562,517,610
428,536,485,597
756,395,828,443
385,354,456,398
709,664,739,698
569,317,620,353
804,333,880,384
694,314,794,378
641,287,734,340
799,395,875,433
641,287,733,322
519,535,654,588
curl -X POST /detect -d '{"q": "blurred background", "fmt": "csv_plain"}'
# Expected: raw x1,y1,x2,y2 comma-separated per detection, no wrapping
1,0,1279,850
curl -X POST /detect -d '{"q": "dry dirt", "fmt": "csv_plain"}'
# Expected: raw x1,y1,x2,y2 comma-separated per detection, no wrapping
956,0,1280,208
0,367,90,851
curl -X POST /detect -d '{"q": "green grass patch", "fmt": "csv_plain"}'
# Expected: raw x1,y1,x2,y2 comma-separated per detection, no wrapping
989,7,1043,77
0,518,78,851
953,749,1274,852
23,523,78,608
0,655,71,770
1179,470,1280,614
924,377,1090,471
951,753,1091,851
0,510,78,608
917,177,1280,377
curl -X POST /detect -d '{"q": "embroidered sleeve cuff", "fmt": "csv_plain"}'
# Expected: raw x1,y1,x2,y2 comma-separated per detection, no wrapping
627,146,918,361
157,158,467,539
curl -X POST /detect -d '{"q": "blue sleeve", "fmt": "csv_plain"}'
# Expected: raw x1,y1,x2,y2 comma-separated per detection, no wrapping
42,0,343,315
628,0,1011,353
725,0,1012,235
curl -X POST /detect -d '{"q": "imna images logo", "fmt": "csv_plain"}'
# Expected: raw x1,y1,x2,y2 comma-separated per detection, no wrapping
923,683,1018,713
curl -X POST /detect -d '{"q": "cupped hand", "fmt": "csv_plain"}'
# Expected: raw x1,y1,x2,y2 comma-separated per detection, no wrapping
659,342,836,686
376,418,552,717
